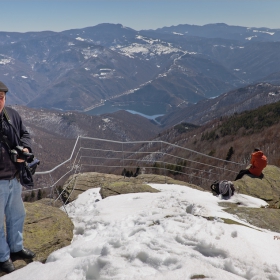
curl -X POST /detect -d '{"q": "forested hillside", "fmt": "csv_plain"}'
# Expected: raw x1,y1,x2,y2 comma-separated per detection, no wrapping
146,100,280,184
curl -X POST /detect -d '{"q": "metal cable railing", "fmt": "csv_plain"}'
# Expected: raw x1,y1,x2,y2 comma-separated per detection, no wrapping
25,136,244,206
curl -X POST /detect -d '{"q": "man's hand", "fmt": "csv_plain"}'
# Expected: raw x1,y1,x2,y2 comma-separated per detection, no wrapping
16,148,29,162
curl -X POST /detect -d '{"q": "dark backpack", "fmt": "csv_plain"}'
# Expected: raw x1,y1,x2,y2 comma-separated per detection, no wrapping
28,158,40,175
210,180,235,198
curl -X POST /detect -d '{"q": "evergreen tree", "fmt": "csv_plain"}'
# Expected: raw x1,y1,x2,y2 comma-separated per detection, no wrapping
37,189,42,200
121,168,126,176
226,147,234,161
31,190,35,201
56,185,69,204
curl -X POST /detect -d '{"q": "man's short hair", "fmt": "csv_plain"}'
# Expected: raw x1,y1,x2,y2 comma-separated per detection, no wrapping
254,148,260,152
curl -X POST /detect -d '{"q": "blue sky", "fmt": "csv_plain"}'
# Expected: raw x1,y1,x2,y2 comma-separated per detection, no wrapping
1,0,280,32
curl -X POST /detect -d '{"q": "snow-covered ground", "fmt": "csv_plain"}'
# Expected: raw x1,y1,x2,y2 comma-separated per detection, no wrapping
3,184,280,280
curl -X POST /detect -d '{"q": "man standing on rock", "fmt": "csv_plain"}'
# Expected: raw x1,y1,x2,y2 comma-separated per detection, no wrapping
235,148,267,181
0,81,35,274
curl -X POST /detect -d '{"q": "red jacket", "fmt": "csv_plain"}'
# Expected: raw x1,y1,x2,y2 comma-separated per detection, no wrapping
249,151,267,177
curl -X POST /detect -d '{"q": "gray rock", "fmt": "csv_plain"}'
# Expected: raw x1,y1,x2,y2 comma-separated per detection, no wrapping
234,165,280,207
223,206,280,233
63,172,204,201
0,201,73,276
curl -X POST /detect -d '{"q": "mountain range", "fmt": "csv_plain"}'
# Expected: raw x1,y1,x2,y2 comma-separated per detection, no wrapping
2,22,280,176
1,23,280,116
158,82,280,127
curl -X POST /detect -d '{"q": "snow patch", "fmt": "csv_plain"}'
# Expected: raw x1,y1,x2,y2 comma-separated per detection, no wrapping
246,36,257,40
4,184,280,280
0,57,12,65
268,92,279,96
76,37,85,41
135,35,159,44
253,30,275,36
115,42,184,58
81,49,100,59
172,32,184,36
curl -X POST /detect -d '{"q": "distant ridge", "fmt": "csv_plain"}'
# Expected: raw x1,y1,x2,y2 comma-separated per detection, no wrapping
0,22,280,116
157,83,280,126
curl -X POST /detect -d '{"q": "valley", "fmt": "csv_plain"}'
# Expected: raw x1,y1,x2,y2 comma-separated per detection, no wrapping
1,23,280,117
1,22,280,183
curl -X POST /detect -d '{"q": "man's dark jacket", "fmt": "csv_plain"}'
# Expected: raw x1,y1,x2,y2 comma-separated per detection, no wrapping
0,106,32,180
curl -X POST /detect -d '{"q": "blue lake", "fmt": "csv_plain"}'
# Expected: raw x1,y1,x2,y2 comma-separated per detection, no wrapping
85,101,165,123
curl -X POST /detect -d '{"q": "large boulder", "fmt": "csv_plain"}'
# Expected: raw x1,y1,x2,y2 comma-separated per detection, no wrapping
221,203,280,233
62,172,204,201
213,165,280,234
23,201,74,262
234,165,280,207
100,181,160,199
0,200,74,276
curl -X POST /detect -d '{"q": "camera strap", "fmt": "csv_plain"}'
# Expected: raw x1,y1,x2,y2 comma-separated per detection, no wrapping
3,107,21,144
0,110,13,152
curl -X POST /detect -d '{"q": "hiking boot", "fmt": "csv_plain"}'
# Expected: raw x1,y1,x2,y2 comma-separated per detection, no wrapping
11,248,36,260
0,258,15,273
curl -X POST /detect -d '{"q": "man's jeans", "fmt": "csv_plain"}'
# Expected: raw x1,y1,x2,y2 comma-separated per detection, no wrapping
0,178,25,262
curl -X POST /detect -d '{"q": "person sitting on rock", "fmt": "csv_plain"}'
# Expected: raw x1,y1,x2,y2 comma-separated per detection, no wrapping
235,148,267,180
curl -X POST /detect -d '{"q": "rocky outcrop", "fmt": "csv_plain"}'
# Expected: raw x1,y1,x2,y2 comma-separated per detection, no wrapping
212,165,280,233
233,165,280,208
61,167,280,237
2,166,279,276
0,200,73,276
62,172,204,201
100,181,160,199
23,201,74,262
221,203,280,233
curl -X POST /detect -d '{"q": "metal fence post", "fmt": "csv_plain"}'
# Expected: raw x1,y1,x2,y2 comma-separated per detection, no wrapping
161,141,166,183
122,142,125,178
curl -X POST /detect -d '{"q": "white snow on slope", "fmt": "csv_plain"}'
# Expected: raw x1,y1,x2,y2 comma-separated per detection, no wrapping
253,30,275,36
113,43,184,58
0,57,13,65
3,183,280,280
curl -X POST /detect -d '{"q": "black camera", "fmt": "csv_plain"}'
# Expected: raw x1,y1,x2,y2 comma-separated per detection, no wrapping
10,146,34,163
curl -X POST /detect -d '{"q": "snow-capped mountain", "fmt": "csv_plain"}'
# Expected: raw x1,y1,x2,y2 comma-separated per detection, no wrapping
150,23,280,42
1,23,280,114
